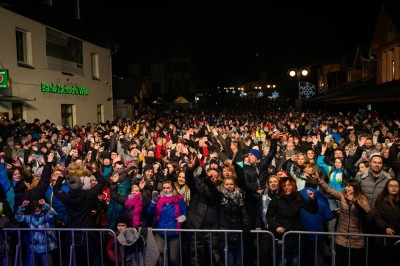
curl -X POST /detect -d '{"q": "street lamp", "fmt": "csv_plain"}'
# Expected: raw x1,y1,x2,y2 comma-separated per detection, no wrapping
287,67,310,109
266,84,276,89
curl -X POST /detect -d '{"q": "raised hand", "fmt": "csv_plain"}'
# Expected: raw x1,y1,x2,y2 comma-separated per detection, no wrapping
306,190,315,200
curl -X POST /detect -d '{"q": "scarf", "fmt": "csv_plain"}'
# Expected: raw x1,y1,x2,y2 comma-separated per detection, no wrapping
124,193,143,229
220,187,242,207
175,183,190,206
155,193,184,229
261,189,278,228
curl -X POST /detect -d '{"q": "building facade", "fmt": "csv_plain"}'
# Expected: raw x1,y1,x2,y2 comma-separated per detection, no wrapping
0,7,113,126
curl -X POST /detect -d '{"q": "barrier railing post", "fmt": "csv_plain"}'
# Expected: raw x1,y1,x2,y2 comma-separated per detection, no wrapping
223,231,228,266
241,231,244,266
163,231,168,266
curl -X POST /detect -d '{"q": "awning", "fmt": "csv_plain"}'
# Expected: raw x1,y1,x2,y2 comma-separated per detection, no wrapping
305,80,400,105
0,95,37,109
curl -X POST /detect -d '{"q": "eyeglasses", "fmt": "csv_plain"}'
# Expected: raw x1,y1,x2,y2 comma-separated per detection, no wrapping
388,184,399,188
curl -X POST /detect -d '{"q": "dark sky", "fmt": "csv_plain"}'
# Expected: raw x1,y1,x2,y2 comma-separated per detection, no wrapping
106,2,382,87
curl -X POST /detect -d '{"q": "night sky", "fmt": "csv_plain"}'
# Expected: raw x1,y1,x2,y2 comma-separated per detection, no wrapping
106,1,382,88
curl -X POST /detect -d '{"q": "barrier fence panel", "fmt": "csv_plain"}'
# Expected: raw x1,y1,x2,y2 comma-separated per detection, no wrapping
3,227,400,266
3,227,117,266
281,231,400,266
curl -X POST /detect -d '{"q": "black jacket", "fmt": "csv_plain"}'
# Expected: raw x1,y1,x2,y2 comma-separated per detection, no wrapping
53,170,106,228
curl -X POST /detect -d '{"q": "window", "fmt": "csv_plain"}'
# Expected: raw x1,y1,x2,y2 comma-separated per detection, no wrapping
61,104,74,126
16,28,33,67
91,53,99,80
97,105,103,123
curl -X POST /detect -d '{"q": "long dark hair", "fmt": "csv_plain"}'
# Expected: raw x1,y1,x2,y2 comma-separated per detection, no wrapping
375,179,400,207
346,179,363,200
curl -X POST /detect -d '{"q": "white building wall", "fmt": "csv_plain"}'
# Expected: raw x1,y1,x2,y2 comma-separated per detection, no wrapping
0,7,113,126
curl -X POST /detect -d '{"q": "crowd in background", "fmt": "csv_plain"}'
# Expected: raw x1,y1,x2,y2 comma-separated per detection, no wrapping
1,99,400,266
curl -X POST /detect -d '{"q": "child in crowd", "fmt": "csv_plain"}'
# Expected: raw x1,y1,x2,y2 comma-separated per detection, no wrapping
105,215,130,265
15,199,58,266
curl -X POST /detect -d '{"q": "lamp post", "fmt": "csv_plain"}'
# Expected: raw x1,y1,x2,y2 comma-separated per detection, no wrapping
288,67,310,109
265,84,276,90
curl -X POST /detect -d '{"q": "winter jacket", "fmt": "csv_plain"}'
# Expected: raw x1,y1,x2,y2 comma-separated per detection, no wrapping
185,166,219,229
15,203,58,254
299,187,335,240
319,179,371,249
218,187,249,246
148,194,186,237
266,190,318,251
45,179,69,225
242,139,278,205
53,170,106,228
355,169,392,210
373,196,400,241
106,179,131,229
317,155,349,192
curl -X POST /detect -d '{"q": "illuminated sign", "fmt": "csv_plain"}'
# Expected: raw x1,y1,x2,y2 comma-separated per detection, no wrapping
41,82,89,95
0,69,9,89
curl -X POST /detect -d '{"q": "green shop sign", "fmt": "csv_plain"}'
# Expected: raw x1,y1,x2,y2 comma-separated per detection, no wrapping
0,69,9,89
41,82,89,95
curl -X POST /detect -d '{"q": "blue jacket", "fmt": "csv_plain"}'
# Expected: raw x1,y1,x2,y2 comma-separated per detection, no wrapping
299,187,335,240
15,203,58,253
45,181,69,224
148,195,186,237
317,155,349,192
0,162,16,212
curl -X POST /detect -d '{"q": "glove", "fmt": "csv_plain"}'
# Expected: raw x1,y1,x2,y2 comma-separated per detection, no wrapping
151,191,160,204
176,215,186,223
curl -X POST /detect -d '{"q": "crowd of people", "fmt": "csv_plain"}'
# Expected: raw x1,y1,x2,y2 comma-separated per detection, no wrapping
1,99,400,266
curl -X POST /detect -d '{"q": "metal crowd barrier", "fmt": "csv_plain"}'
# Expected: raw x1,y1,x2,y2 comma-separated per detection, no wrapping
3,227,400,266
2,227,117,266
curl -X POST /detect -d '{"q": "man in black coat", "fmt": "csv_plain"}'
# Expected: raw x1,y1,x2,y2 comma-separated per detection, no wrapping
53,164,106,266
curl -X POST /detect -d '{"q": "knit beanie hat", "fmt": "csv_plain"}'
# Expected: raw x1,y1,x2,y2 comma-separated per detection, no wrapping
116,215,131,227
68,176,82,190
248,148,261,160
143,164,154,173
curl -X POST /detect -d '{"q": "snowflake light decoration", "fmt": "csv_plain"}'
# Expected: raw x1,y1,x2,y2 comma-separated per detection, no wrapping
258,91,263,97
299,82,316,99
272,91,279,99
